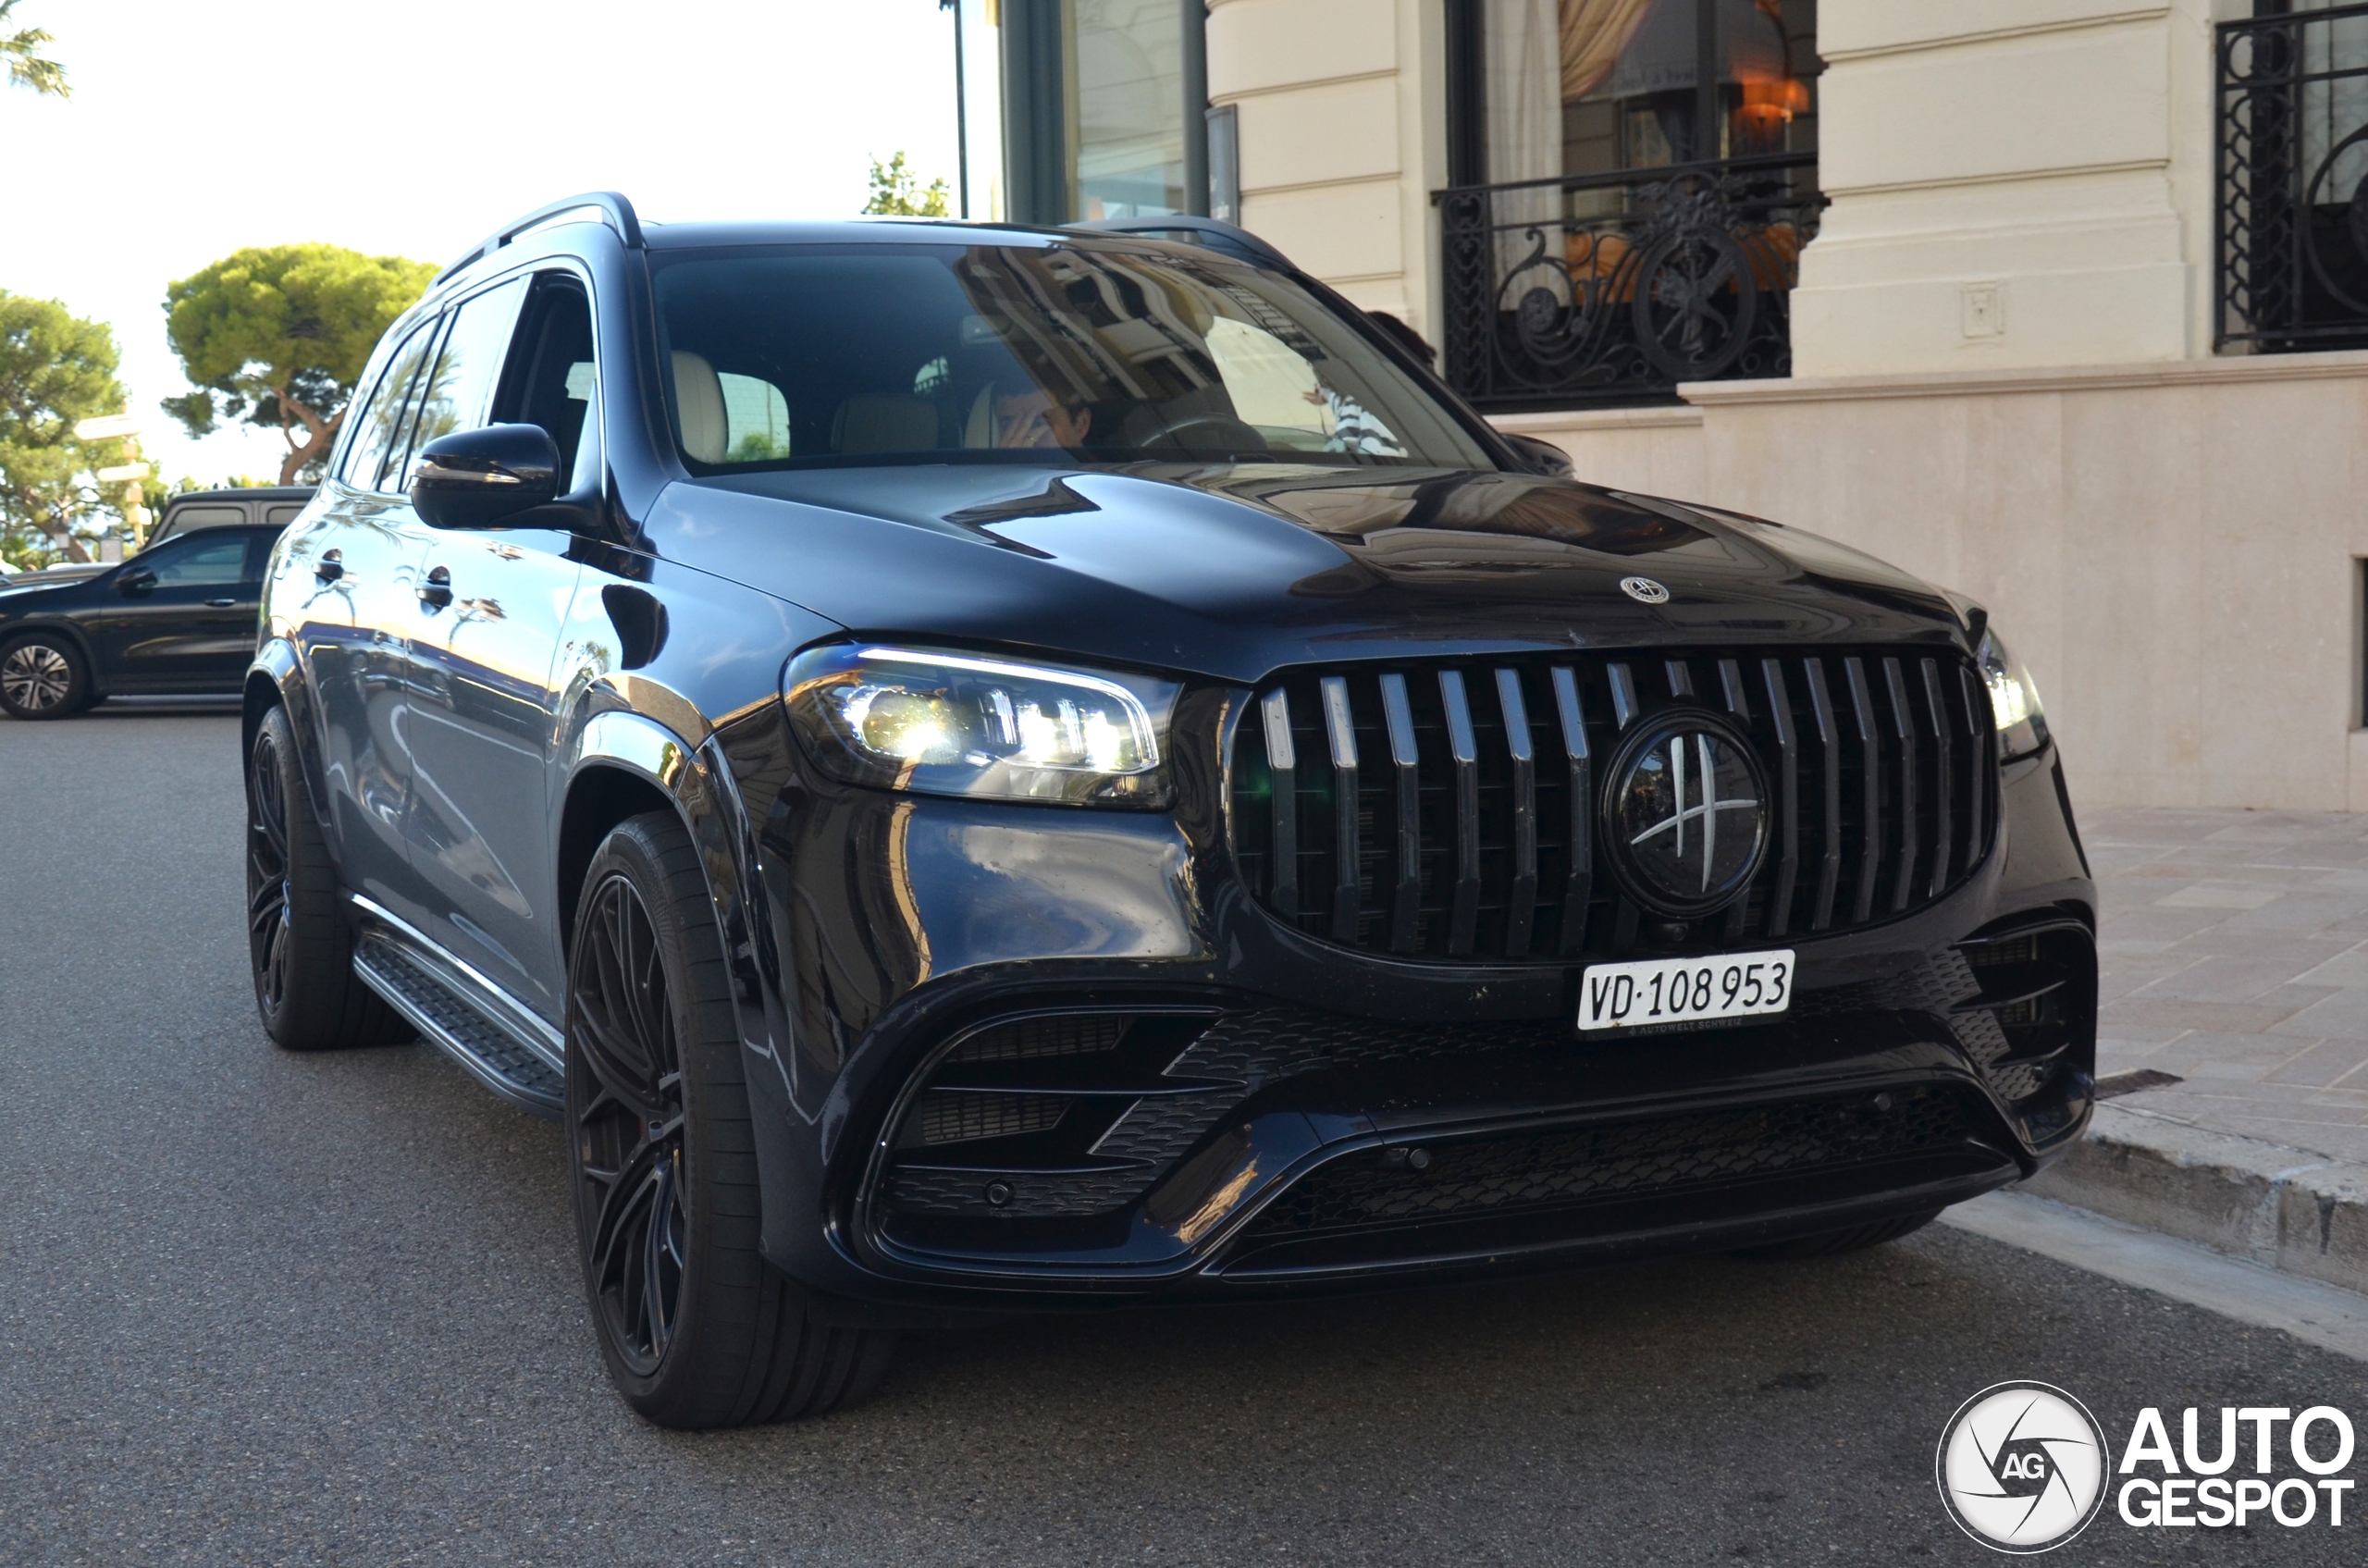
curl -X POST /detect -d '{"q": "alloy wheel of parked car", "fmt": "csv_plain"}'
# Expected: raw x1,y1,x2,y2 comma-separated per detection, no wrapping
0,636,86,720
566,812,895,1428
244,706,411,1050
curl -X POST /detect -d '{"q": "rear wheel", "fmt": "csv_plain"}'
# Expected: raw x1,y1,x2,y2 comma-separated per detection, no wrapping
1732,1208,1941,1261
246,704,410,1050
0,634,87,720
567,811,894,1428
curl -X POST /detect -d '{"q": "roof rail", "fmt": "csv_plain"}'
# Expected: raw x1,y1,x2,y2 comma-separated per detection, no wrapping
435,191,645,285
1065,215,1294,273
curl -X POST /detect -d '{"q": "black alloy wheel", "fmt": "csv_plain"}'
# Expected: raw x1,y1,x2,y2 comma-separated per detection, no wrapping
0,635,87,720
566,812,895,1428
244,704,410,1050
571,869,690,1376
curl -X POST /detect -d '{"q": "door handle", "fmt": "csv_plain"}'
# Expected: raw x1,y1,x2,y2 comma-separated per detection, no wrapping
418,565,452,611
205,597,239,607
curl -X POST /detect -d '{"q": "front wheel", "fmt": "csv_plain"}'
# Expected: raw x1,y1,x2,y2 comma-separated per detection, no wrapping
0,634,88,720
567,811,894,1428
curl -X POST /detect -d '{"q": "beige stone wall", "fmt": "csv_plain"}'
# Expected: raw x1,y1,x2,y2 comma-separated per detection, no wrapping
1203,0,1447,337
1498,355,2368,813
1794,0,2238,377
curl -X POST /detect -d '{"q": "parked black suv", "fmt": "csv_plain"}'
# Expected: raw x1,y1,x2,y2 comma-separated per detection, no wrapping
1,498,303,718
241,193,2094,1428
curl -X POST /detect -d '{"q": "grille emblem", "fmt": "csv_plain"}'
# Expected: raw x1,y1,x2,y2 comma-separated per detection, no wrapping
1603,712,1769,918
1620,575,1671,604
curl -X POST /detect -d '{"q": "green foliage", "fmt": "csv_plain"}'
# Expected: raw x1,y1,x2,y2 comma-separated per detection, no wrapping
0,290,124,568
163,243,436,485
1,0,67,98
863,152,952,217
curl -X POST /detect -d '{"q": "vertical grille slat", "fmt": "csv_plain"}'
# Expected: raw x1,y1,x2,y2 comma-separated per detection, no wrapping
1234,647,1993,964
1921,659,1955,900
1760,658,1799,939
1883,658,1919,914
1551,666,1593,957
1319,675,1361,944
1804,658,1844,932
1608,662,1639,728
1497,668,1539,957
1959,663,1989,875
1260,688,1299,919
1380,673,1422,953
1843,658,1882,925
1439,670,1482,956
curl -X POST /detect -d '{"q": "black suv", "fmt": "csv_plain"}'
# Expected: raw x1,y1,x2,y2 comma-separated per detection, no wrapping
241,193,2094,1428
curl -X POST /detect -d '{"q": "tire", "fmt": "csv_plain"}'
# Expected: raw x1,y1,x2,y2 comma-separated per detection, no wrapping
245,704,411,1050
566,811,895,1428
0,633,88,720
1731,1208,1942,1262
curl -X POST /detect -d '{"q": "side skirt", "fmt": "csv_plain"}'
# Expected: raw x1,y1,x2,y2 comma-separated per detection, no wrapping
348,894,566,1118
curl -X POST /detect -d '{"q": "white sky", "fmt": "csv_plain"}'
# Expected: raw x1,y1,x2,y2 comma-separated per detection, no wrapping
0,0,1000,487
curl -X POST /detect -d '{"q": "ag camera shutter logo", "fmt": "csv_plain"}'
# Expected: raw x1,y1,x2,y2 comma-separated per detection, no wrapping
1935,1381,2108,1553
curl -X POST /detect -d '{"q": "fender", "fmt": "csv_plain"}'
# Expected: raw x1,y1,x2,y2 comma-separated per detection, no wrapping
565,699,798,1101
243,636,333,836
564,698,810,1270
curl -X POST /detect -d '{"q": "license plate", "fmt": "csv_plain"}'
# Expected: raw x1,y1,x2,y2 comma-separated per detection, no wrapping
1577,949,1795,1031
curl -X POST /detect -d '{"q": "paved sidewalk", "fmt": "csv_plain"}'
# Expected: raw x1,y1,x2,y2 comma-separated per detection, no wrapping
2086,806,2368,1163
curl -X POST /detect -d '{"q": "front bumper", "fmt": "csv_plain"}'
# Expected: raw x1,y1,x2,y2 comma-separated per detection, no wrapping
725,693,2095,1315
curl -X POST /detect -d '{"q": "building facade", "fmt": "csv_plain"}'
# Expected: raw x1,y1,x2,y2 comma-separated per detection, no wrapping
996,2,2368,811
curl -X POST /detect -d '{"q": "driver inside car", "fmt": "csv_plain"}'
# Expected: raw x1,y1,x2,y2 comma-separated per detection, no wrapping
990,385,1094,450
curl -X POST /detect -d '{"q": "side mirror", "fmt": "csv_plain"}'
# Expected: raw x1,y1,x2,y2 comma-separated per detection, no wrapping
1501,432,1575,481
410,424,561,530
117,569,157,596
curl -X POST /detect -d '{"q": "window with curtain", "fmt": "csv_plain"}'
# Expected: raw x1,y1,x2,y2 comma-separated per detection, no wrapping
1480,0,1818,188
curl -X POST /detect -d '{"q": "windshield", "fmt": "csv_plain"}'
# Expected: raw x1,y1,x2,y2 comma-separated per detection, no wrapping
650,242,1497,473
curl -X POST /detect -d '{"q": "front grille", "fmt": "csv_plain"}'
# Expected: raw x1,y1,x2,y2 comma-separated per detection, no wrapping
1227,648,1995,962
1243,1086,1980,1240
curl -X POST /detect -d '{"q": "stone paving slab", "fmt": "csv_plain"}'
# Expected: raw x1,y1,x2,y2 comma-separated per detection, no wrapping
2085,806,2368,1164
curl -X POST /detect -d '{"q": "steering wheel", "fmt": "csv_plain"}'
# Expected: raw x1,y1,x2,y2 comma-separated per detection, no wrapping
1142,413,1266,454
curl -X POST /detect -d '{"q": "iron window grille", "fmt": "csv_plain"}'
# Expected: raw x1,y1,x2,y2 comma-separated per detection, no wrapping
2217,2,2368,351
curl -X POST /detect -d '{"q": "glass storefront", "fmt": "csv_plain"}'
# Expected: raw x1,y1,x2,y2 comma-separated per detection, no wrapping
1000,0,1207,225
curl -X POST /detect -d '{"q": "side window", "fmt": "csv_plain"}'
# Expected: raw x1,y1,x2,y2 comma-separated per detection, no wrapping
403,277,529,465
263,503,305,525
341,318,442,492
142,533,250,588
721,372,792,461
161,503,245,536
495,278,598,493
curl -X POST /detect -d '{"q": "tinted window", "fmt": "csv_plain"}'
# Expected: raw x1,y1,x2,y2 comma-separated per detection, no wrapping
650,244,1494,471
140,532,249,587
263,504,304,525
405,277,529,466
497,279,598,492
343,317,442,492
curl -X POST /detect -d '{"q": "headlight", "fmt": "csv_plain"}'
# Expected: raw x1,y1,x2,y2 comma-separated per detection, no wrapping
1976,627,2050,761
783,644,1180,807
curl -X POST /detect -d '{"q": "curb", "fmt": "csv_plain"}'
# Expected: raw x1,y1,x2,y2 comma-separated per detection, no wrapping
2019,1102,2368,1297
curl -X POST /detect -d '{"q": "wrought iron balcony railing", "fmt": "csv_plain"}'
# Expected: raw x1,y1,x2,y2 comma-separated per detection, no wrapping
1432,153,1824,412
2218,3,2368,351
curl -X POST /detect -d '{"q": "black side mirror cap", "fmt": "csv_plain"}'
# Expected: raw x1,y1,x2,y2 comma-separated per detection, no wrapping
1501,432,1574,480
117,569,157,595
410,424,561,529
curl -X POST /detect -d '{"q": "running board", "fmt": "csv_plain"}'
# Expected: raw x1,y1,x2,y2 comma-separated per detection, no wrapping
349,909,564,1119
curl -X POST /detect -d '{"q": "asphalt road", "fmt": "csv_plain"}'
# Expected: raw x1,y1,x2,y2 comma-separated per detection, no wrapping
6,707,2367,1567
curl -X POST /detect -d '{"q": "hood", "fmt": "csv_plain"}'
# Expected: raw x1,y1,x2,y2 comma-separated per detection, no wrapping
651,462,1967,685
